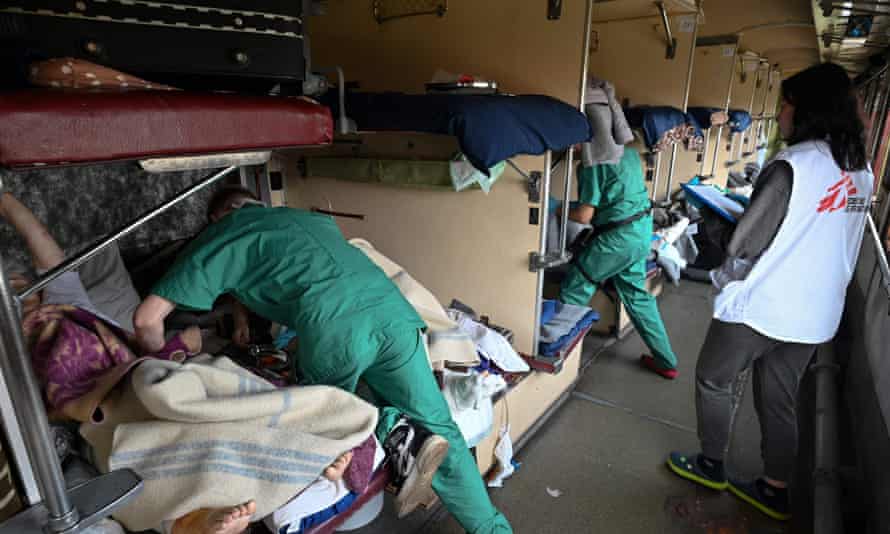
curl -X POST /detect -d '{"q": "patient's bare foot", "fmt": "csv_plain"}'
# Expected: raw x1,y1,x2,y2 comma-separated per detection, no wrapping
172,501,256,534
323,451,353,481
206,502,256,534
180,325,203,354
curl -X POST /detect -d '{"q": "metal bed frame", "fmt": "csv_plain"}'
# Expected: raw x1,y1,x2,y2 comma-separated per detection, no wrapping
0,151,269,534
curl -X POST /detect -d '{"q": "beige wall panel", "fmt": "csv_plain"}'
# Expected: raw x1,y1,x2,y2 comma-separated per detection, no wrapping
689,45,736,108
587,16,695,108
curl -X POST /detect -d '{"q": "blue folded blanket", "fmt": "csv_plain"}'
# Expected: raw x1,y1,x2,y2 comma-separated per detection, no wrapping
687,107,723,131
324,91,593,174
539,300,599,356
540,299,559,326
728,109,753,133
625,106,687,150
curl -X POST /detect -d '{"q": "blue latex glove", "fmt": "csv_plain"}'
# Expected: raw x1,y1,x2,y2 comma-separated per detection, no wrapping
548,196,562,213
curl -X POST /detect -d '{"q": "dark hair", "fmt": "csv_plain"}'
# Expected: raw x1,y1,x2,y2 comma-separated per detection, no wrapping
206,185,258,219
781,62,868,171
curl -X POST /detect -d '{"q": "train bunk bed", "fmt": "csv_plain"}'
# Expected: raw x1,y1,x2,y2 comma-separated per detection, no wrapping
324,90,591,174
0,89,354,534
301,88,593,199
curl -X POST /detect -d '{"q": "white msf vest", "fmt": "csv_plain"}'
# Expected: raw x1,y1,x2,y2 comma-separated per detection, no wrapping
714,140,873,343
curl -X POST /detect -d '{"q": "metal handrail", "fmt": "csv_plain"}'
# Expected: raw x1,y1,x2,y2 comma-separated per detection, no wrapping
559,0,595,255
664,1,702,202
20,166,239,301
867,213,890,296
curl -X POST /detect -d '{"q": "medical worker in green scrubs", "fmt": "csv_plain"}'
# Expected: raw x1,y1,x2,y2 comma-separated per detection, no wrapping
560,146,679,379
133,187,512,534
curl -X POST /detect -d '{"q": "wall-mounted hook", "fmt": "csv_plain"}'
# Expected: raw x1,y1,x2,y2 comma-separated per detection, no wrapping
547,0,562,20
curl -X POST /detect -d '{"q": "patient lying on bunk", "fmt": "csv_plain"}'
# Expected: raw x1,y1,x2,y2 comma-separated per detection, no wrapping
0,190,383,534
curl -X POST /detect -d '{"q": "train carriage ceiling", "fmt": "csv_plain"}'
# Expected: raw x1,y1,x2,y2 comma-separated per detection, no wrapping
593,0,889,79
694,0,818,77
814,0,890,79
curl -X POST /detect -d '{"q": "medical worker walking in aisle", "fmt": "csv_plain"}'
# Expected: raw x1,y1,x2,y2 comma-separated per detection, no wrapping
667,63,873,522
133,187,513,534
560,143,680,379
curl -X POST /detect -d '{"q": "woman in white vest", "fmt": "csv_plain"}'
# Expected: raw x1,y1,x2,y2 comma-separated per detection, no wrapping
666,62,873,521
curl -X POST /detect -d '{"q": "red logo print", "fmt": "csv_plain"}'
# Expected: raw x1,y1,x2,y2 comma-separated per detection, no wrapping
817,173,858,213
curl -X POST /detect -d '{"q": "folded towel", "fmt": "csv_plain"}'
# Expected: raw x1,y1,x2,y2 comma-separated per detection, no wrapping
539,301,599,356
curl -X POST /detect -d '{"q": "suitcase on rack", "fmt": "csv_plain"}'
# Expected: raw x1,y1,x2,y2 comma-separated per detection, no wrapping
0,1,306,93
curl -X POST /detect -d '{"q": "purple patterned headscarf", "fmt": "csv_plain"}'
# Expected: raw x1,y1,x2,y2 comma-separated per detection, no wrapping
23,305,189,421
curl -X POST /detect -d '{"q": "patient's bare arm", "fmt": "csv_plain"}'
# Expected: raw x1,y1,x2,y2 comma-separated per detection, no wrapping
0,192,65,271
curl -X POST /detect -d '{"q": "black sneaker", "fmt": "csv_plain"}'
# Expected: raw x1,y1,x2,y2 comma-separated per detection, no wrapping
383,417,449,518
667,452,728,490
728,478,791,521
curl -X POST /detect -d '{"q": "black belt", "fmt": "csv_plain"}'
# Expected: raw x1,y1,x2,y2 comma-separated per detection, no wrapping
594,208,651,234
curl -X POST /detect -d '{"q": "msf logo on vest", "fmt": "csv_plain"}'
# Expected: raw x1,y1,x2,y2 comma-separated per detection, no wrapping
818,173,868,214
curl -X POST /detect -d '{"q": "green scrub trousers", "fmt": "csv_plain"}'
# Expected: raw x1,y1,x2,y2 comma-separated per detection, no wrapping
301,326,512,534
151,205,511,534
560,148,677,370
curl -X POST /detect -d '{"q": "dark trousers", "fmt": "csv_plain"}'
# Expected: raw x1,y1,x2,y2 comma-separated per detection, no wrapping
696,319,816,482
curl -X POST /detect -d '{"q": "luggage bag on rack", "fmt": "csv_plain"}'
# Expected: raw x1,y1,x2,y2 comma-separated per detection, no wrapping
0,1,306,93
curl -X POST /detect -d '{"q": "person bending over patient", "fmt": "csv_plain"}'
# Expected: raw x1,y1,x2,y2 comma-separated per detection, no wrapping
134,186,511,534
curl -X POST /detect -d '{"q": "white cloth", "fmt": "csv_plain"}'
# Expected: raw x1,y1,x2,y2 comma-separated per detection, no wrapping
652,239,686,285
452,314,529,373
441,369,506,447
714,141,873,343
265,439,386,534
655,216,690,245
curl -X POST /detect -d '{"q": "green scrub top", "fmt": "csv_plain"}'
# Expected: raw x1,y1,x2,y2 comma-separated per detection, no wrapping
577,146,650,226
151,205,425,356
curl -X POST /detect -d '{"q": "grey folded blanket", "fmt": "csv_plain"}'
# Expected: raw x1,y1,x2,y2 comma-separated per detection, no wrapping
581,77,634,166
